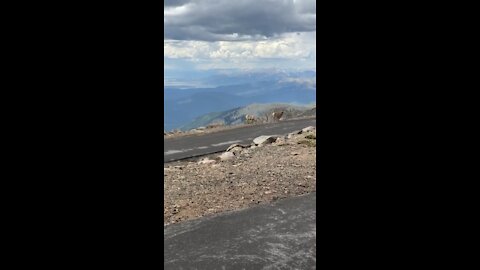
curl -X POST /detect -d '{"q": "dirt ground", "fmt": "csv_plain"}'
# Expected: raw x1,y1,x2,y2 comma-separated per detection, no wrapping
164,128,317,226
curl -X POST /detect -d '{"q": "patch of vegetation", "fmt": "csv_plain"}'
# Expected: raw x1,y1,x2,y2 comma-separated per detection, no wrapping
304,134,316,140
297,140,316,147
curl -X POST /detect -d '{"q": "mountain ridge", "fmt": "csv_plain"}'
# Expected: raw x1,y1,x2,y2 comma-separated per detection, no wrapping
180,103,316,131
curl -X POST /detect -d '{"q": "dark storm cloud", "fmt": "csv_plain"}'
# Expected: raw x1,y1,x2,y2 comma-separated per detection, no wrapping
164,0,316,41
164,0,190,7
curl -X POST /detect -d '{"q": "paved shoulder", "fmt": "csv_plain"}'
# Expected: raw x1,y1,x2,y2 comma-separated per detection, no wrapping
164,192,316,270
164,118,316,162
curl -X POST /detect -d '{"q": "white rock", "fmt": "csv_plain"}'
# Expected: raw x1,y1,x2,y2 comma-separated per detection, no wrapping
253,135,279,146
198,158,216,165
218,152,235,161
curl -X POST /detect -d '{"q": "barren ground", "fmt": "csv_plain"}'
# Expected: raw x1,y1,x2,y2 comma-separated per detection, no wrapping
164,129,316,226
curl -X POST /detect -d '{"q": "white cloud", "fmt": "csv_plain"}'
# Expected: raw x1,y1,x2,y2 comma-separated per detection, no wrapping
164,32,315,60
163,0,316,71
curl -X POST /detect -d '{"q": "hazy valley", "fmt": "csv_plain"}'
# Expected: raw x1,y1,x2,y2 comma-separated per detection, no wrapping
164,70,316,131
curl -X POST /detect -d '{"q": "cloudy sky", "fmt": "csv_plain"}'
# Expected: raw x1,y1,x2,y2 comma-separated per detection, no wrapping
164,0,316,75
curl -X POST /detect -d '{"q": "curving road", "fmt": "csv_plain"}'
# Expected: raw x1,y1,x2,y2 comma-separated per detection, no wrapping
164,117,316,162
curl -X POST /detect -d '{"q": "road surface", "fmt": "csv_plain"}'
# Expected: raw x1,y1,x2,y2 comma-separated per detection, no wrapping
164,192,316,269
164,117,316,162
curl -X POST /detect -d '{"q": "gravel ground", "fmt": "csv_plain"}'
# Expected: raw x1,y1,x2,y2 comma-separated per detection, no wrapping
164,129,317,226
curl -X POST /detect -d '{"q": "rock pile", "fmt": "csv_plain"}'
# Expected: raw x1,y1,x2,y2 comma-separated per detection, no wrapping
195,126,316,166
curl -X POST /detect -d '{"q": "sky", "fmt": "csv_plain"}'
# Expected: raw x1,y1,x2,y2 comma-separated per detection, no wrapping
164,0,316,78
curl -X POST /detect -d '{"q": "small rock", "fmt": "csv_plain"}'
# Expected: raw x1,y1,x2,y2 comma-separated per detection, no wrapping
302,126,316,133
218,152,235,161
227,146,244,155
253,135,279,146
287,130,302,139
198,158,216,165
226,143,248,152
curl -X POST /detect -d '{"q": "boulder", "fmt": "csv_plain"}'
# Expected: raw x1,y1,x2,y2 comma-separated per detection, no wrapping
218,152,235,161
253,135,279,146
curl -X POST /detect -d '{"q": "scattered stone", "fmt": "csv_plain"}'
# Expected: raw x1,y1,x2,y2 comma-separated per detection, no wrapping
298,139,316,147
287,130,303,139
274,137,286,144
218,152,235,161
198,158,216,165
302,126,316,133
226,143,248,152
164,128,316,226
253,135,279,146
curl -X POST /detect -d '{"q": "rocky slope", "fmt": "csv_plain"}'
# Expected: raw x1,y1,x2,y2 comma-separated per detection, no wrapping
164,126,317,226
179,103,316,131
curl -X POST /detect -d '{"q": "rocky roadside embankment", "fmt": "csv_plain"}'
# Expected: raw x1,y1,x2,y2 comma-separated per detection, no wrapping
164,115,316,138
164,126,317,226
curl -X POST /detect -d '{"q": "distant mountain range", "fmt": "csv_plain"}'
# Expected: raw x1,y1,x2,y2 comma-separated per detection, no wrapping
180,103,316,131
164,70,316,131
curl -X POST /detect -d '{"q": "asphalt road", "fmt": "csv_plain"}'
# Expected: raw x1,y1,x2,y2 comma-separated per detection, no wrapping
164,118,316,162
164,192,316,270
